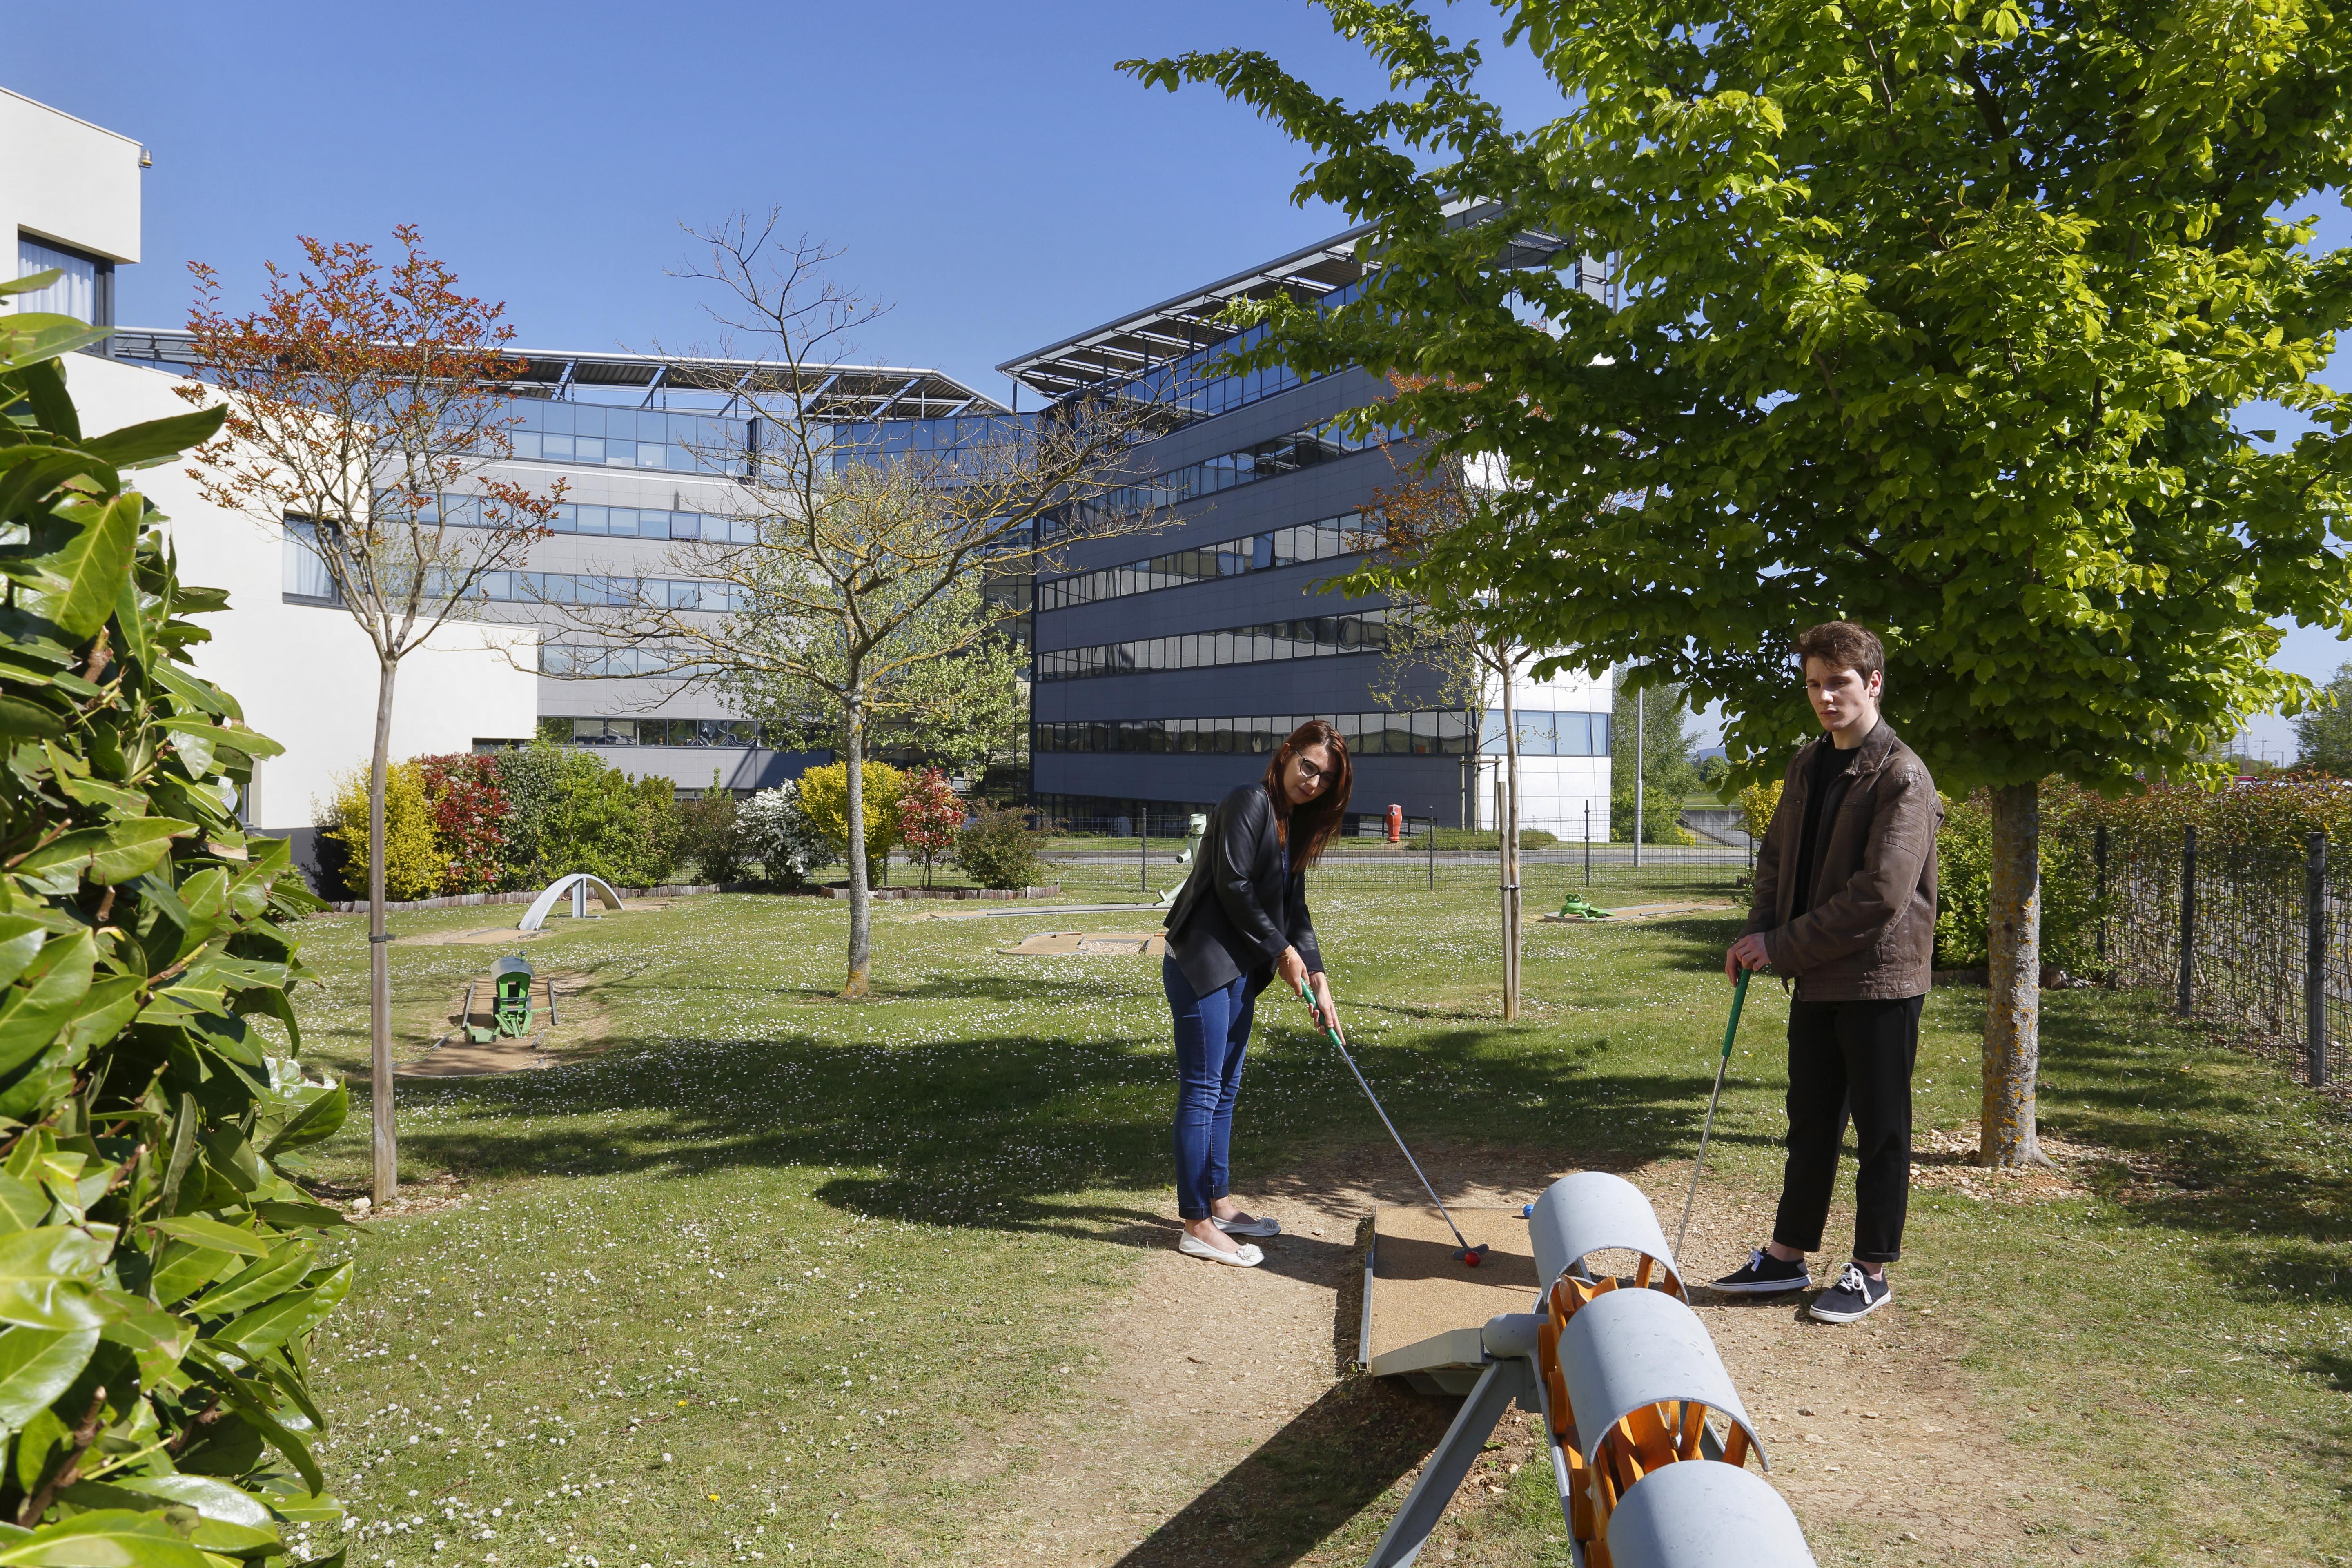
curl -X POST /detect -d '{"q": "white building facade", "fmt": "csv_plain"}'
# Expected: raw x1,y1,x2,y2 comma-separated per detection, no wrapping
1481,662,1615,842
13,87,538,860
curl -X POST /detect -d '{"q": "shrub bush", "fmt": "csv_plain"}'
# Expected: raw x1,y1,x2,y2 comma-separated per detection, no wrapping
322,759,441,899
959,804,1047,889
737,782,831,887
899,768,965,885
797,761,905,868
1736,778,1783,842
1932,790,2103,972
419,751,508,893
678,785,750,884
0,314,350,1548
490,742,680,889
1611,784,1697,844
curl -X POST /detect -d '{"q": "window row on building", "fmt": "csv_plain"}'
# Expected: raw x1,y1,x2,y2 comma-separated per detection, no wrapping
473,570,742,612
1035,607,1393,682
1038,709,1466,758
1475,710,1614,757
1037,511,1378,611
1033,707,1614,760
482,400,746,477
1048,418,1389,536
542,644,715,679
430,494,762,543
537,715,821,749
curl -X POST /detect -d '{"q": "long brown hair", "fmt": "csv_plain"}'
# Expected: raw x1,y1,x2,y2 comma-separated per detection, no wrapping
1261,719,1353,869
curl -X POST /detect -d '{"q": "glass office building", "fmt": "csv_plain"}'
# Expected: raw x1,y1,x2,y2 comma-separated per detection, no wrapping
1001,224,1617,833
108,332,1003,793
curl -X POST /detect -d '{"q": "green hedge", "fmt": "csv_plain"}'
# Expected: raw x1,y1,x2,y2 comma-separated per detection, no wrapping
0,298,350,1558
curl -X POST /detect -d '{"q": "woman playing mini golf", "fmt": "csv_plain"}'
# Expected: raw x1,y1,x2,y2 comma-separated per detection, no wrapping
1158,720,1352,1266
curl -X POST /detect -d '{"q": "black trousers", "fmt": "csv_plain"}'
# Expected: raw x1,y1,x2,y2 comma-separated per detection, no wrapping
1770,994,1923,1265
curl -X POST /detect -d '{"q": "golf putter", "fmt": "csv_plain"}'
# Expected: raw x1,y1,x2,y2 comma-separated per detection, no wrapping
1299,980,1488,1267
1675,967,1751,1258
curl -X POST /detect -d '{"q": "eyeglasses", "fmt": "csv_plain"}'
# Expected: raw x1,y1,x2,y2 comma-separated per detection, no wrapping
1293,755,1331,786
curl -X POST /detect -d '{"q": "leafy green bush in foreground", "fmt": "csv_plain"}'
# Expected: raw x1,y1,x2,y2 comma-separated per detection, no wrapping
0,292,347,1561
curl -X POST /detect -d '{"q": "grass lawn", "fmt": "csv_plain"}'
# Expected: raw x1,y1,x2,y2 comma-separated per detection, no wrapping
283,875,2348,1567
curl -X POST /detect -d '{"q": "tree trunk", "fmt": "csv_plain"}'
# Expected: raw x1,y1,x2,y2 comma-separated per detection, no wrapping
368,656,399,1206
1981,779,2047,1167
1501,677,1521,1021
842,694,871,998
1634,685,1646,868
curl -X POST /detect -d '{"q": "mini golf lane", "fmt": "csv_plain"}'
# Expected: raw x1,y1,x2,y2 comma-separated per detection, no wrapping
1363,1205,1537,1391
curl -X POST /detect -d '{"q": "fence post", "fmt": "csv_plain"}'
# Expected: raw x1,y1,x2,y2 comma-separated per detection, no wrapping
2176,824,2196,1016
2094,824,2108,963
1584,802,1592,889
1428,807,1436,891
1139,815,1147,893
2309,831,2329,1089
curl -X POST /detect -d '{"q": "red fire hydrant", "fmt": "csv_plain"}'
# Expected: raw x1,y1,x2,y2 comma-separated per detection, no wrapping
1387,804,1403,843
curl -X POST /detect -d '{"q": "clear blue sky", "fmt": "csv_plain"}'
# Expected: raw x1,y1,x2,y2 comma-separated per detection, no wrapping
9,3,1553,403
16,4,2347,757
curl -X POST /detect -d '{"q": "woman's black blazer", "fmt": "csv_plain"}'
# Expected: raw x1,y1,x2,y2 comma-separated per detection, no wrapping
1162,783,1323,998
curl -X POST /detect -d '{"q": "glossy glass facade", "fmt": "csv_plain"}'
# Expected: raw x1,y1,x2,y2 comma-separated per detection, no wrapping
1036,608,1394,681
1045,418,1389,536
1034,709,1614,759
1037,512,1376,611
1105,275,1368,423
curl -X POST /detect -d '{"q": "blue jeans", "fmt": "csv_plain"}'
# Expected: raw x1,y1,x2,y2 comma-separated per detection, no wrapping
1165,955,1256,1221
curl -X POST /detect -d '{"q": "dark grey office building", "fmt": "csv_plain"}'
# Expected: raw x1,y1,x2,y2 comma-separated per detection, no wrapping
1003,225,1611,831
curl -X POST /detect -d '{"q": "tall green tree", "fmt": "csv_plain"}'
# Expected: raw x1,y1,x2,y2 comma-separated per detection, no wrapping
1613,674,1700,844
2293,662,2352,775
1128,0,2352,1166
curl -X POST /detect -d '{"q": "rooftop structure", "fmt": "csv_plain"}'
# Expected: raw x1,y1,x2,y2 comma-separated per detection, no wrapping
999,209,1595,399
107,328,1005,420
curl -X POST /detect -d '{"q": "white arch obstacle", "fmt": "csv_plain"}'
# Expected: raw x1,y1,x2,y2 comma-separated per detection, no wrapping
517,873,624,932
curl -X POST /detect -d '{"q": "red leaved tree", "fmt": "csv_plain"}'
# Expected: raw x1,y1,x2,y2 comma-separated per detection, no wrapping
419,752,508,895
900,768,965,888
179,226,564,1203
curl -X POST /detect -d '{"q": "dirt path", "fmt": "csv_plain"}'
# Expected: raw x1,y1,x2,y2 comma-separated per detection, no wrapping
966,1149,2047,1567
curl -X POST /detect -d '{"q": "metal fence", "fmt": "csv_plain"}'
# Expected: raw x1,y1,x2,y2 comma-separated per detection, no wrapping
2073,823,2337,1089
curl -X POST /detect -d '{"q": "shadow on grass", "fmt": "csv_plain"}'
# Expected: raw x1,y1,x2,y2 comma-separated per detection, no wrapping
380,1013,1744,1240
2029,991,2352,1251
1110,1375,1456,1568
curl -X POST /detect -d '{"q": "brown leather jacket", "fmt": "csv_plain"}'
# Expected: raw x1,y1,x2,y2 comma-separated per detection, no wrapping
1745,721,1942,1001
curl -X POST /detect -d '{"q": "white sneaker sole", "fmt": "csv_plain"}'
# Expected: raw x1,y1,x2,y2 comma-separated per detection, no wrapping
1178,1235,1263,1267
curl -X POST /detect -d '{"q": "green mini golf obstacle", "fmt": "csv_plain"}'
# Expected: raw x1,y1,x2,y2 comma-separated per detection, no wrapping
1557,893,1613,920
467,955,538,1043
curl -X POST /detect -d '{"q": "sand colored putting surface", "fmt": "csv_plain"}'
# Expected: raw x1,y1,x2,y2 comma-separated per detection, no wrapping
399,1036,555,1077
997,930,1168,957
1363,1204,1539,1364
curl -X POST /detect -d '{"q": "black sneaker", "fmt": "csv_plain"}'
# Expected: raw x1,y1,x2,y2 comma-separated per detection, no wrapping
1809,1261,1891,1323
1711,1247,1811,1294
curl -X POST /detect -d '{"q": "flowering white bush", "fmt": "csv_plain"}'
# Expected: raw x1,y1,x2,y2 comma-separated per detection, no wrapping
737,780,833,887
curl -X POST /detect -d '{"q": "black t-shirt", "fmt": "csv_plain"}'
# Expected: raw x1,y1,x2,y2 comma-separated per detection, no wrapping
1793,739,1860,913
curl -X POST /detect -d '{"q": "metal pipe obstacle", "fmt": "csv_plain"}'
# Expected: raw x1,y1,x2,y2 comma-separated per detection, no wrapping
1364,1171,1814,1568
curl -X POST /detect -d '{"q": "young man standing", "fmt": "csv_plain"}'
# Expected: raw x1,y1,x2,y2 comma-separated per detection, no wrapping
1717,622,1942,1323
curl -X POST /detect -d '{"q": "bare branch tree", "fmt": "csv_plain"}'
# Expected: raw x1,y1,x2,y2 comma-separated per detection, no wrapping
547,214,1168,996
177,225,564,1203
